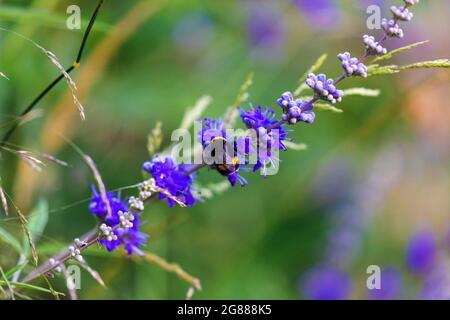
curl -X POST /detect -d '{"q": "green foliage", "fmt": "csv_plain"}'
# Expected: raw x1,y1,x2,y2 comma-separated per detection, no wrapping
3,263,27,280
0,265,13,299
284,141,308,151
398,59,450,70
0,4,110,32
298,54,328,84
147,121,163,157
179,95,212,130
195,181,231,200
314,103,343,113
371,40,430,63
367,64,400,76
26,200,48,243
0,226,22,254
0,280,64,296
368,59,450,76
22,199,48,256
343,88,380,97
224,72,254,128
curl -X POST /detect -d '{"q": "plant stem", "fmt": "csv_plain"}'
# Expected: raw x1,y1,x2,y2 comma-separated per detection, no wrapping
0,0,104,146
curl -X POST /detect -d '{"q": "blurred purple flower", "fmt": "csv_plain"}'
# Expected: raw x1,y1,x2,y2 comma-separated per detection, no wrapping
300,267,351,300
368,267,403,300
247,2,286,60
406,230,437,274
419,259,450,300
294,0,340,29
142,156,196,207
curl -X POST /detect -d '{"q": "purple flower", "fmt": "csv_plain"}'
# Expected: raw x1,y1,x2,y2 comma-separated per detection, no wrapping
89,186,128,226
198,117,227,148
406,230,437,274
142,156,196,207
368,267,403,300
419,260,450,300
306,73,343,104
239,105,288,175
246,2,286,60
294,0,340,29
300,267,352,300
277,92,316,124
99,215,148,256
89,190,147,255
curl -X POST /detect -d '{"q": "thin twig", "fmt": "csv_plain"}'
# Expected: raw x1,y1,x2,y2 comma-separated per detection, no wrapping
0,0,105,145
139,251,202,291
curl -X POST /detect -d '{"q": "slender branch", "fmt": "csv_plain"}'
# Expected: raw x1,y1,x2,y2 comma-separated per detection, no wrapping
139,251,201,291
0,0,105,146
22,228,98,283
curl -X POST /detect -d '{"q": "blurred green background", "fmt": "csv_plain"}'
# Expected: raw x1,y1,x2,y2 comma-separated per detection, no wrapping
0,0,449,299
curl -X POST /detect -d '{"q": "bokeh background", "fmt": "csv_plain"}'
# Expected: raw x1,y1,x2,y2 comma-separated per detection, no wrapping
0,0,449,299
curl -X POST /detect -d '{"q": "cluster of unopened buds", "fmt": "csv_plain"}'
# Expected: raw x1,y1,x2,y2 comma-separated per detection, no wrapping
68,242,84,262
49,258,62,273
137,179,154,202
337,52,368,78
128,196,144,212
306,74,343,104
390,5,413,21
381,19,404,38
277,92,315,124
118,210,135,229
100,223,117,242
363,35,387,56
274,0,420,130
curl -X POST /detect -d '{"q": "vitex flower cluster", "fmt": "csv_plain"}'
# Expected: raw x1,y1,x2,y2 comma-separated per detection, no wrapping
127,0,421,211
85,0,422,257
89,187,148,256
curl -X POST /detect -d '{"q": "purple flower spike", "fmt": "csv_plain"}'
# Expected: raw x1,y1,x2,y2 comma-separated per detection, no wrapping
90,190,148,256
300,267,351,300
381,19,404,38
240,105,288,175
390,6,413,21
306,73,343,104
363,35,387,56
419,260,450,300
89,187,128,226
337,52,368,78
406,230,437,274
368,267,403,300
143,156,196,207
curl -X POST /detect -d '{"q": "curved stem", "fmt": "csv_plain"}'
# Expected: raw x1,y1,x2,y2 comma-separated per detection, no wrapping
0,0,104,146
